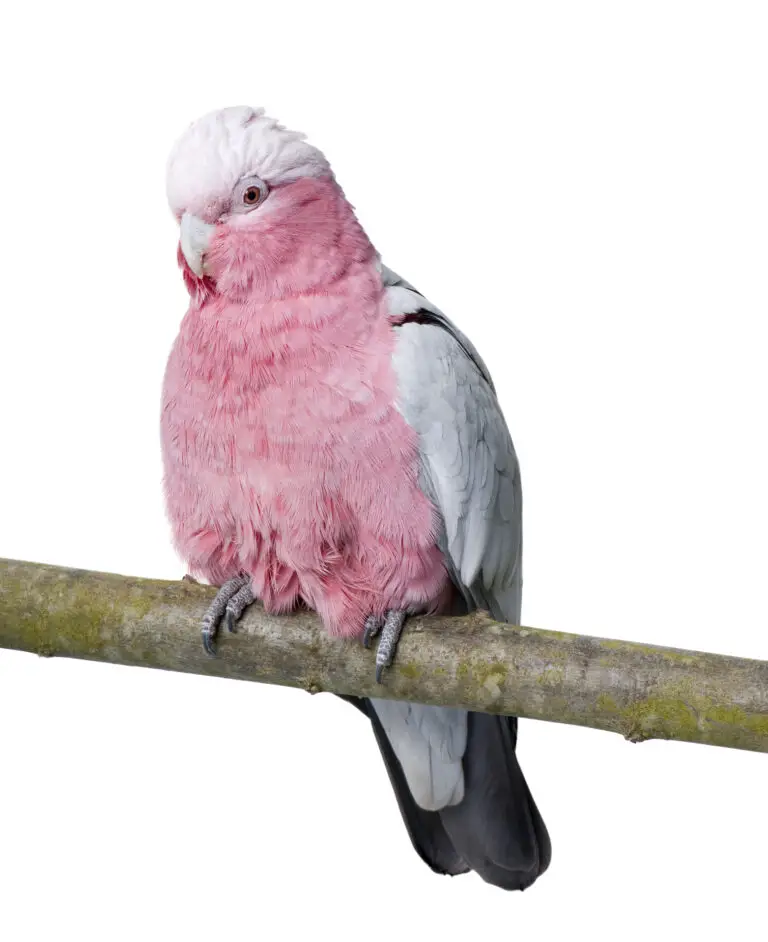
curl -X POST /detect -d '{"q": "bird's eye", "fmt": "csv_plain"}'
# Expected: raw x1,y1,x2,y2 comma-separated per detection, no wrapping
232,175,269,213
243,185,262,205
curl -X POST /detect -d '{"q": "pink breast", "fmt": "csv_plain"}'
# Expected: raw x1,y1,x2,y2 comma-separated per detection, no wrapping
161,255,450,637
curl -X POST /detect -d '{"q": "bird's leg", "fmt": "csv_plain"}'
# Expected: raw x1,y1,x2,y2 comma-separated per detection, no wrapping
201,575,249,655
372,610,407,684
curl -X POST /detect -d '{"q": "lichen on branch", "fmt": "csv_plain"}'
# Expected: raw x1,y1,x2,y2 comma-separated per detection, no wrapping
1,558,767,753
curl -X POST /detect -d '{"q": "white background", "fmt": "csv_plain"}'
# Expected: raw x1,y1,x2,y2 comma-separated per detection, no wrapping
1,2,767,939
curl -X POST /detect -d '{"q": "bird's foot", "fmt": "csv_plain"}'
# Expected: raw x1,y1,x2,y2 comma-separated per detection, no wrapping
362,610,407,683
201,575,255,656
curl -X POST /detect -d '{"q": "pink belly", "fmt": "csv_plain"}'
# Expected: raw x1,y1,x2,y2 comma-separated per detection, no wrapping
165,448,450,637
162,328,451,636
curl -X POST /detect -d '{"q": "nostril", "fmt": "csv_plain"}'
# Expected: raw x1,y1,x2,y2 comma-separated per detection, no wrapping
201,198,227,223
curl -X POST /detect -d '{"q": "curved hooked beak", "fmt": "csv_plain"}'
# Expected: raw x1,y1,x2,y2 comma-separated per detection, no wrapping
180,212,216,277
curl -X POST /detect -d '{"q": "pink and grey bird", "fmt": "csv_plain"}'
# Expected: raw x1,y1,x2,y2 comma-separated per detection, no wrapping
162,106,550,890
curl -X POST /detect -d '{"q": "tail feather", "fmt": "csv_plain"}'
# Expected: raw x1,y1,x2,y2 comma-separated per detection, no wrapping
439,712,551,890
341,695,550,890
340,695,469,876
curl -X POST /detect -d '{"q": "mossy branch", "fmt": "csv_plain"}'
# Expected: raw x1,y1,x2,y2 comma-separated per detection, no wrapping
1,557,767,752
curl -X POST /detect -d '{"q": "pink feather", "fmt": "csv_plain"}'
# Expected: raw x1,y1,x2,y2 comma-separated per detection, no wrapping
162,176,450,637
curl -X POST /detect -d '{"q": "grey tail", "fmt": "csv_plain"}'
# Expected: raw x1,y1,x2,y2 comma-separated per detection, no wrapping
340,696,551,890
439,711,551,891
339,695,469,876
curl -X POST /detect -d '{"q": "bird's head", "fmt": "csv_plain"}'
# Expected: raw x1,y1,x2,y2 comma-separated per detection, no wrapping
166,106,366,304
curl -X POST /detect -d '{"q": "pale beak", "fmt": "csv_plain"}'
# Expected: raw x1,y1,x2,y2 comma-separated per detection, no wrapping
180,212,215,277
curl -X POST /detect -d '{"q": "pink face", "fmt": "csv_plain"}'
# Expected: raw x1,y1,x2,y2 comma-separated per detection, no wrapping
175,173,357,305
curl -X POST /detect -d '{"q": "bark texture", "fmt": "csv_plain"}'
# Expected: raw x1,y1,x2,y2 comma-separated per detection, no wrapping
1,557,767,752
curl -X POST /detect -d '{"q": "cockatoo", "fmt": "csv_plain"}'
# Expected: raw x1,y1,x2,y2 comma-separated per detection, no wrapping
162,106,550,890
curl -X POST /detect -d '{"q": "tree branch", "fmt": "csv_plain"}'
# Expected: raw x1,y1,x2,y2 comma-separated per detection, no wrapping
1,557,767,752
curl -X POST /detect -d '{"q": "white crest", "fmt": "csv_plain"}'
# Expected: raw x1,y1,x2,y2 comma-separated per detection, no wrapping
166,106,331,217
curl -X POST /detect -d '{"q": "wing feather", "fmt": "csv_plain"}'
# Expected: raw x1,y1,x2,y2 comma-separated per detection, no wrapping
385,266,522,622
368,265,525,830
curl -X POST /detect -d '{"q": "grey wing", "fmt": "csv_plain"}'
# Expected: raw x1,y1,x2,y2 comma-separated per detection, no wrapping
369,264,522,811
384,264,523,624
366,268,549,889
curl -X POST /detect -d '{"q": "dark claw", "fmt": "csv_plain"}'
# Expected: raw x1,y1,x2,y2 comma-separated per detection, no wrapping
375,663,384,684
225,608,236,633
363,615,382,649
202,629,217,657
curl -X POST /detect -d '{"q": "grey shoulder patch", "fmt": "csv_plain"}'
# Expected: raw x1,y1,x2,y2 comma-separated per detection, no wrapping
395,309,496,394
381,264,496,392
